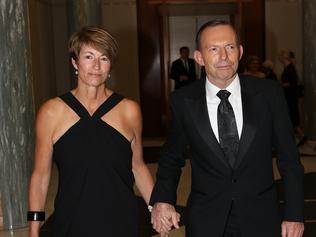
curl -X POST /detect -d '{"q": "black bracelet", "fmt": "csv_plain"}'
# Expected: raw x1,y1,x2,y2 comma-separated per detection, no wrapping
27,211,45,221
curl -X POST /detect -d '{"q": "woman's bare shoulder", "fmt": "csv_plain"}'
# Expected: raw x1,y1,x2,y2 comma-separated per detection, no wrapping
38,97,66,117
119,98,142,120
36,97,68,129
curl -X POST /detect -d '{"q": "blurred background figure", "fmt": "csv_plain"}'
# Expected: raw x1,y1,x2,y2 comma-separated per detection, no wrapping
279,49,307,146
170,46,197,90
262,60,277,81
243,55,266,78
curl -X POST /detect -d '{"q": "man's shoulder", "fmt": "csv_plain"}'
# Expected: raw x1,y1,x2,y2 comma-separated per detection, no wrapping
171,78,204,100
172,58,182,64
240,74,281,92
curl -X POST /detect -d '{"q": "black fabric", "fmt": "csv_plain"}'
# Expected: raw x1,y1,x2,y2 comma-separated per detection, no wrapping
281,63,300,126
150,76,304,237
217,90,239,168
223,202,242,237
52,92,139,237
170,58,197,89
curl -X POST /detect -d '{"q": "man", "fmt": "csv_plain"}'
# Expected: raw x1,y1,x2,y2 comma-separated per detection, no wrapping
150,19,304,237
170,46,197,89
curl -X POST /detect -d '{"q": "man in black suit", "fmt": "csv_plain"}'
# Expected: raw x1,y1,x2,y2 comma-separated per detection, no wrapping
170,46,197,89
150,19,304,237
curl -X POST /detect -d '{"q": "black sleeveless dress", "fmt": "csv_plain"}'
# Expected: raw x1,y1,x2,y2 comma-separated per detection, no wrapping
52,92,139,237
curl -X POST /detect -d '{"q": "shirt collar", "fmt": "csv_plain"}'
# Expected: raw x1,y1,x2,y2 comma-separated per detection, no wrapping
205,74,241,101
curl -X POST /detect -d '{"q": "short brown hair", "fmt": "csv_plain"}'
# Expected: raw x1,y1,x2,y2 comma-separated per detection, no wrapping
195,19,240,50
69,26,118,66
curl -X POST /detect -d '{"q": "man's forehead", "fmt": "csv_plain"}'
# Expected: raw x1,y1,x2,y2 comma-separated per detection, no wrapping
201,26,237,43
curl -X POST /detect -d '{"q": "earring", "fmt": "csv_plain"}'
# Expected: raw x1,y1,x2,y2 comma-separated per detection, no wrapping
108,74,111,78
75,70,78,75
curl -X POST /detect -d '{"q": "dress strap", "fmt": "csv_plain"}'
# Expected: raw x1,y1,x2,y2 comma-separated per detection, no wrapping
92,93,124,119
59,92,91,119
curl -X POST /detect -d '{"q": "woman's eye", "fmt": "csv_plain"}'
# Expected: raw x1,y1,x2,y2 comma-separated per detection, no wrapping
85,55,93,59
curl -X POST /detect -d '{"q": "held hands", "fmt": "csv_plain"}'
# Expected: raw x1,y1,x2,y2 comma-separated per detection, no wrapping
281,221,304,237
151,202,180,237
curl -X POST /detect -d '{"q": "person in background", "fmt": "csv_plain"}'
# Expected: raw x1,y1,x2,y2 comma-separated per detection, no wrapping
150,19,304,237
279,49,307,146
262,59,278,81
243,55,266,78
170,46,197,90
28,26,159,237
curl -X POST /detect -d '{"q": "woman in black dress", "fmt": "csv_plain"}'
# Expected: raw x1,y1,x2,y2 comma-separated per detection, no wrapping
28,26,160,237
279,49,307,146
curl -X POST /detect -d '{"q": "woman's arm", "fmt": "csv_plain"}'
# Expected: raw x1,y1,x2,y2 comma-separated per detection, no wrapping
126,101,154,205
28,100,57,237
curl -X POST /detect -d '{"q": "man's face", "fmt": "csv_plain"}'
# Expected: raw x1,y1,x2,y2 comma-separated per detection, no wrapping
180,49,189,59
194,25,242,86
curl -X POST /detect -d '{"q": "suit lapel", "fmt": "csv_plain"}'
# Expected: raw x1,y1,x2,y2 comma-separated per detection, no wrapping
186,79,230,168
235,78,258,169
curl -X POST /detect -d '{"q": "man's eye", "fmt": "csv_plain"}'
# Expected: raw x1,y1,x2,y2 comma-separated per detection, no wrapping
226,45,235,51
209,47,218,52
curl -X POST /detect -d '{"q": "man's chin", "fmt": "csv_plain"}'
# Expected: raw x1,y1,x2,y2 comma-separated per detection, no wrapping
217,73,236,82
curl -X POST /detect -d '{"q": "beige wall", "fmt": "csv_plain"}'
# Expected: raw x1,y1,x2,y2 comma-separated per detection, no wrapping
102,0,140,102
51,0,71,96
265,0,303,82
29,0,58,110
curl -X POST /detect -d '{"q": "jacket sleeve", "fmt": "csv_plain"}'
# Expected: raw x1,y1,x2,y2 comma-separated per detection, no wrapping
150,94,187,206
170,61,180,82
272,82,304,222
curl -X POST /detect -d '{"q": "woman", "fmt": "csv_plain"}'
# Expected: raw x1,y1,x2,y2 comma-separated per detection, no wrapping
28,26,155,237
243,55,266,79
279,49,307,146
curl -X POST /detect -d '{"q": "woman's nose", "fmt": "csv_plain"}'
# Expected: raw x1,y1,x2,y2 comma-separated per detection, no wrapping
94,59,101,69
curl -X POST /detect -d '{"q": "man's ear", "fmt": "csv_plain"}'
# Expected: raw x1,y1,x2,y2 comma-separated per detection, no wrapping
71,58,78,70
239,45,244,60
194,50,205,66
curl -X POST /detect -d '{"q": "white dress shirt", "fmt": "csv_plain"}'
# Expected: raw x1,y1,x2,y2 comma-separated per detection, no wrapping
205,75,243,142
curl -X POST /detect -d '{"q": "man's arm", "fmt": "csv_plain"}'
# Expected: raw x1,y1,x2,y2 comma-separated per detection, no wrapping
170,61,180,82
271,82,304,236
150,94,187,233
150,95,187,205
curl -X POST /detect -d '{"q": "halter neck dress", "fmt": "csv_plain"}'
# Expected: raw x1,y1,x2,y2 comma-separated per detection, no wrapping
52,92,138,236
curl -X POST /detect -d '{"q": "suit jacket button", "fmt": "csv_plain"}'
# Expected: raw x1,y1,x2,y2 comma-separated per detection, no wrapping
232,178,237,183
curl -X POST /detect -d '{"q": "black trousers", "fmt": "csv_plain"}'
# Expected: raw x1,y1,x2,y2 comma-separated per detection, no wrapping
223,201,242,237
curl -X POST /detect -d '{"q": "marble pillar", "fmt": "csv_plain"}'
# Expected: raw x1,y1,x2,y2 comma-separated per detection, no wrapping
0,0,35,229
66,0,102,87
303,0,316,139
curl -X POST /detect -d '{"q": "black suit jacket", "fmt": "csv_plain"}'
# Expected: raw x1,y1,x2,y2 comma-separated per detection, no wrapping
170,58,197,89
150,75,304,237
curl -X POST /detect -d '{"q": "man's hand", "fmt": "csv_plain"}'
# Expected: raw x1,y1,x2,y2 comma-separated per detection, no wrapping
281,221,304,237
151,202,180,236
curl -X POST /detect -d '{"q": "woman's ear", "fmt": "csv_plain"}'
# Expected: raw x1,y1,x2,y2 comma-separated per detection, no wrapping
71,58,78,70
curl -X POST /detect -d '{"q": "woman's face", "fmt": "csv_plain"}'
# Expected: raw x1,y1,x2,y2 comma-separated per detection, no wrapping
73,44,111,87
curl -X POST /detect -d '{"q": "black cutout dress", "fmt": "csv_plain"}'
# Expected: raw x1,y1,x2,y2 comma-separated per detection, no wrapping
52,92,138,236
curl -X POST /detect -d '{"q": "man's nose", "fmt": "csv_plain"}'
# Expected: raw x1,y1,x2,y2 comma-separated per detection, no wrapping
219,47,228,60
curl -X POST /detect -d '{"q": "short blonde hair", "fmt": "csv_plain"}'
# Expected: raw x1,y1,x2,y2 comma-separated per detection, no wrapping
68,26,118,66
